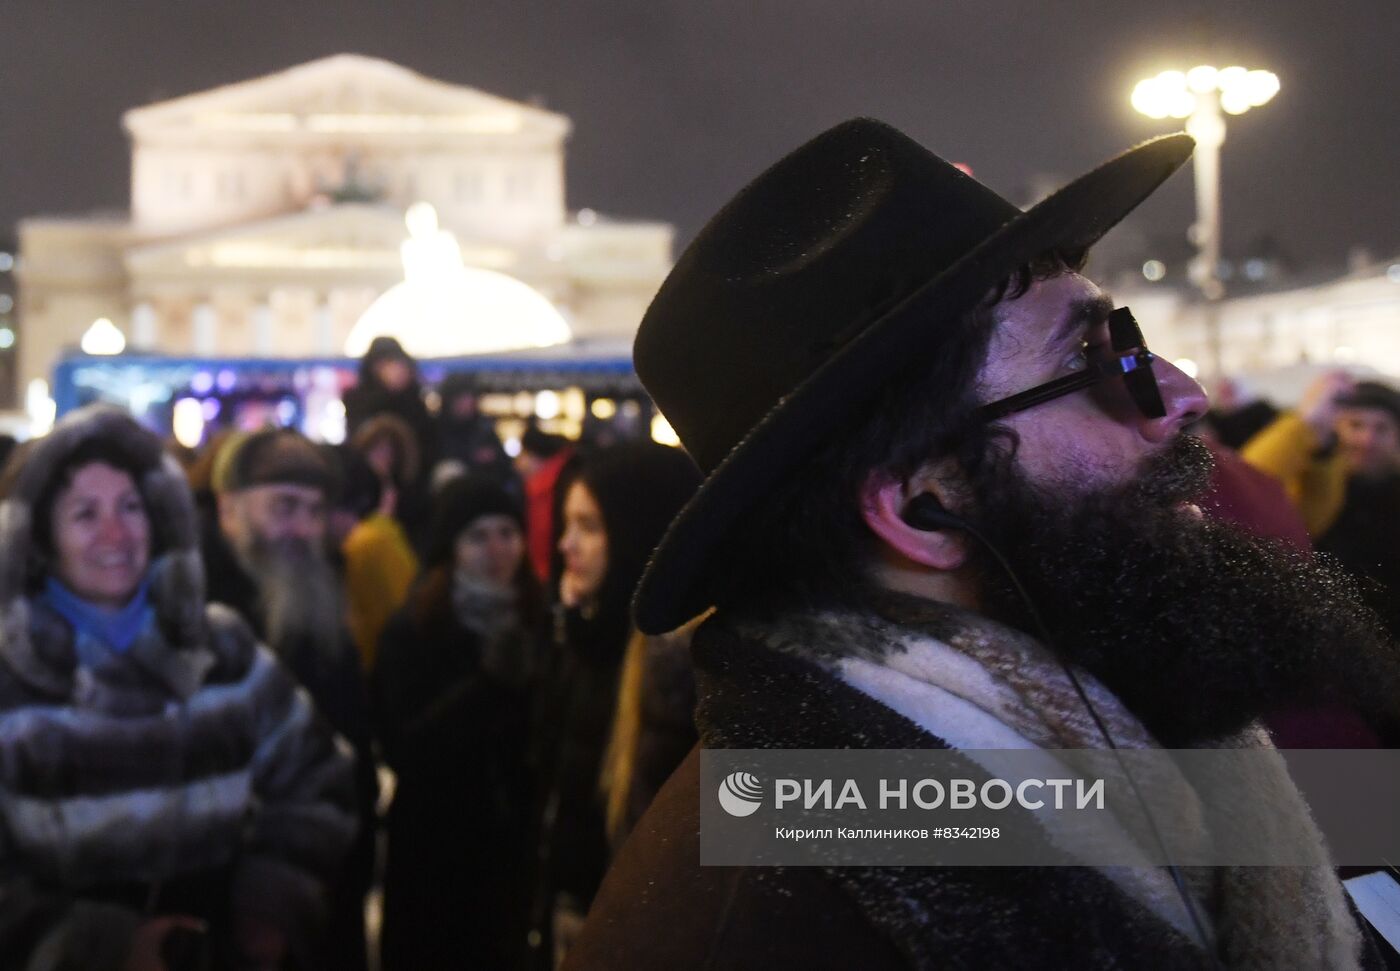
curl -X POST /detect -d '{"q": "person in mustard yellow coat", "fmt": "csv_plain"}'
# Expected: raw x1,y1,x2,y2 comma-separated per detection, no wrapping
1242,373,1400,634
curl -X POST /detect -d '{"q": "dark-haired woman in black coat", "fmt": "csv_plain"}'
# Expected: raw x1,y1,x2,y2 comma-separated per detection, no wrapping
529,441,701,967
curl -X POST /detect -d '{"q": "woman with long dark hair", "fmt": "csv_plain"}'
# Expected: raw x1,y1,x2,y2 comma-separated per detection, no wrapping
531,441,700,966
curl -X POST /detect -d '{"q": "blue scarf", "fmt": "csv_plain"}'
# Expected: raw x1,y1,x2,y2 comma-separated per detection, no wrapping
39,576,153,654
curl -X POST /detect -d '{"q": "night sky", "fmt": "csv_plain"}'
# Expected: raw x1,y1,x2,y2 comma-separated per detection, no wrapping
3,0,1396,275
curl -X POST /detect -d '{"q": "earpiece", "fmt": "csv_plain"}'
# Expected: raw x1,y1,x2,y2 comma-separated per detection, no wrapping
901,494,968,532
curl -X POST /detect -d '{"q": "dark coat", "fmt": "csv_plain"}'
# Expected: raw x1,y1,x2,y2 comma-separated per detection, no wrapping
200,517,377,971
372,579,537,970
530,606,628,914
1318,473,1400,639
567,615,1386,971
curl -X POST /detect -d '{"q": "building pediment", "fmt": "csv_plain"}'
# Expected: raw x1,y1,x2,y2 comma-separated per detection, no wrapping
124,53,571,143
125,204,409,276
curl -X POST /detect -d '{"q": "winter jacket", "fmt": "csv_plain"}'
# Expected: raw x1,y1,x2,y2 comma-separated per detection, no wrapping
1241,414,1400,637
372,571,538,970
1240,412,1349,535
568,602,1384,971
342,512,418,671
0,406,356,971
523,448,575,584
200,515,378,971
343,383,436,475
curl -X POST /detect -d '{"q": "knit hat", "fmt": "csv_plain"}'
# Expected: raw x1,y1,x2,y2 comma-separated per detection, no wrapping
218,429,335,495
424,476,525,568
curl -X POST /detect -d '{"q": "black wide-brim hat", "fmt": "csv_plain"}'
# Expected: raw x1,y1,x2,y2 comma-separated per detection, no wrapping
632,118,1193,634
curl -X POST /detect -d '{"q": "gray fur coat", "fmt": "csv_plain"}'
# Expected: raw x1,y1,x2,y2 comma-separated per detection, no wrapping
0,406,357,971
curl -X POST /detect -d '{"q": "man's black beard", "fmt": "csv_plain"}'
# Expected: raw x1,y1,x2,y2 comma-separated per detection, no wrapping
969,435,1400,747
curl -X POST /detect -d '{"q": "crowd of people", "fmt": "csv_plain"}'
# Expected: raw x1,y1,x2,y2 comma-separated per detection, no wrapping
2,124,1400,969
0,335,701,970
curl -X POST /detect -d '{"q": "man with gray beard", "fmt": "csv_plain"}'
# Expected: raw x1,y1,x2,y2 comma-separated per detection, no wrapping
206,428,376,971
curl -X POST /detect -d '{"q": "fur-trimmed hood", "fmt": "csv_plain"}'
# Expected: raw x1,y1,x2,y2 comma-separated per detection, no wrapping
0,405,211,697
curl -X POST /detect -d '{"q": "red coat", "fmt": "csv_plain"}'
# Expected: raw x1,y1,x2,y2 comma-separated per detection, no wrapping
525,448,575,582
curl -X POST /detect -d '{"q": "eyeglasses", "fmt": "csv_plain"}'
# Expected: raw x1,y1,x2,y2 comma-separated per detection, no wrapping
977,306,1166,422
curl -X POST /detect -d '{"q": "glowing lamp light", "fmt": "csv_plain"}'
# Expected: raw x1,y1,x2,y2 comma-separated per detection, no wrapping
590,398,618,420
172,398,206,449
1131,79,1171,120
1132,61,1279,321
1186,65,1218,93
562,387,586,423
318,399,348,445
0,328,14,350
1216,65,1249,91
1167,90,1198,119
27,379,55,436
650,413,681,448
535,390,561,420
1220,89,1254,115
1134,64,1278,118
1242,70,1280,106
81,318,126,355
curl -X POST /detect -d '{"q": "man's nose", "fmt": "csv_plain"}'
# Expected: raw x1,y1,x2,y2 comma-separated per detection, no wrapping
291,511,324,542
1141,359,1209,443
1353,426,1380,450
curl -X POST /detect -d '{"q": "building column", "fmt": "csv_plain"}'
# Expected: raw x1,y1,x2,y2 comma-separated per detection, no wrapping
313,300,335,356
253,301,274,355
192,303,217,356
130,302,157,351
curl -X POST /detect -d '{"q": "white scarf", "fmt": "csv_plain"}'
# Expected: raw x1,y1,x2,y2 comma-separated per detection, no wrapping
738,602,1363,970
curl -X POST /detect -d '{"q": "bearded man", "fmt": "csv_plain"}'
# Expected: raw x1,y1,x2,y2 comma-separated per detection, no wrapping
564,121,1399,970
206,428,376,971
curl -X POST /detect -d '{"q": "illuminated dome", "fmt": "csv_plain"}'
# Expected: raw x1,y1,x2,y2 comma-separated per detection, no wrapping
346,203,572,358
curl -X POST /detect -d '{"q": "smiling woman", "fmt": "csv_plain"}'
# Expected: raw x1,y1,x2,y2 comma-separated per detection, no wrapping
48,458,151,605
0,405,357,971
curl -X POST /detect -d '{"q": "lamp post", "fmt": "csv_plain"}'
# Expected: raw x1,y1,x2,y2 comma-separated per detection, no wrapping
1132,65,1279,371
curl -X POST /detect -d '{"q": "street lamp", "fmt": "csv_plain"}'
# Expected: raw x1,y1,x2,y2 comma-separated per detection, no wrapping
1131,65,1279,301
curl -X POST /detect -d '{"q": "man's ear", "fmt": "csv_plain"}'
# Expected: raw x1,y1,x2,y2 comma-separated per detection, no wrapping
859,469,968,571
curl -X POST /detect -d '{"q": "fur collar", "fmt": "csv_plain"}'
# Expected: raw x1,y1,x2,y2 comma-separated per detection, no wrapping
695,597,1363,970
